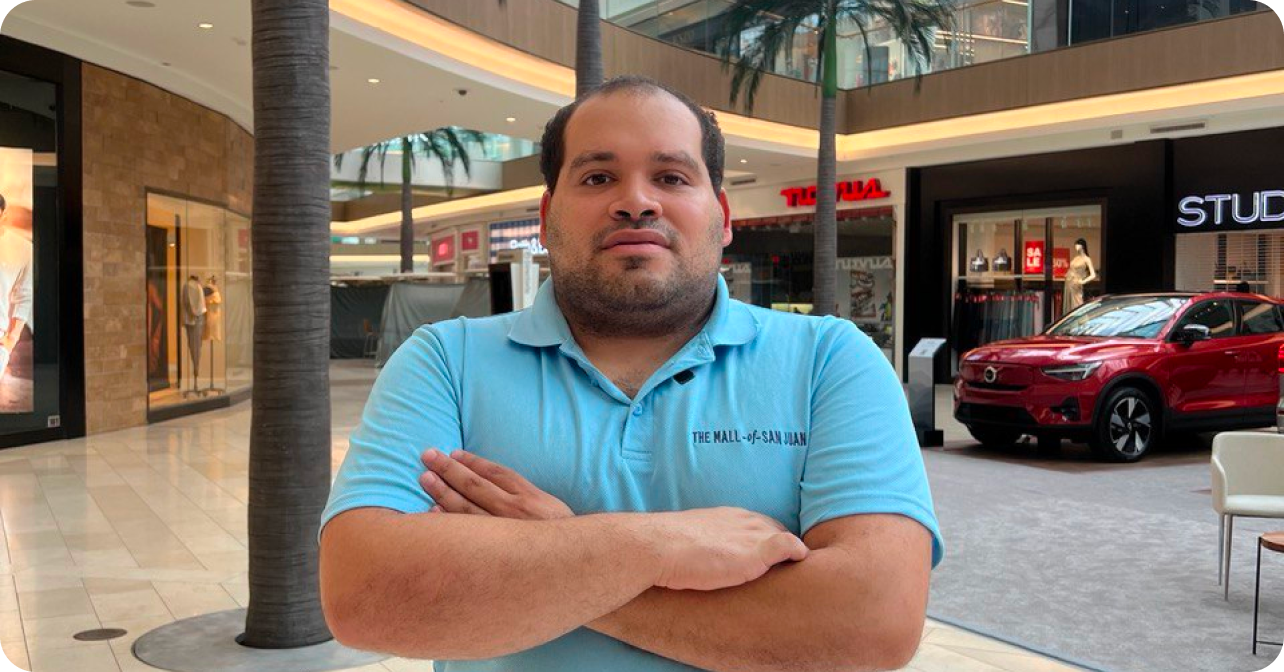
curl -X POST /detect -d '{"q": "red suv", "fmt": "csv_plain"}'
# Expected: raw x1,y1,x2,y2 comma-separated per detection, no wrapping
954,292,1284,462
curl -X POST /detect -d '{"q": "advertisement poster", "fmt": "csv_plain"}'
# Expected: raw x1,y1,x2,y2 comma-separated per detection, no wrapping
0,147,34,414
1023,240,1045,274
836,256,894,357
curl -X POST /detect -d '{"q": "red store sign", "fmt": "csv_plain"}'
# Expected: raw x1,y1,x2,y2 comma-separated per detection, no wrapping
432,235,456,262
1023,241,1045,274
780,178,891,208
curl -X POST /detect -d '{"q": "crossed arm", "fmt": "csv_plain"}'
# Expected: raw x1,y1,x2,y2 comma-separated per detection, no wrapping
319,450,932,672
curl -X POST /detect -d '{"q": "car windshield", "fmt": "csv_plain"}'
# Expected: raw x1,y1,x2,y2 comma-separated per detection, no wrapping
1047,296,1189,338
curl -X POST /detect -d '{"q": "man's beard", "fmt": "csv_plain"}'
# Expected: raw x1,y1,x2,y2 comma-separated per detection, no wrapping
545,214,723,339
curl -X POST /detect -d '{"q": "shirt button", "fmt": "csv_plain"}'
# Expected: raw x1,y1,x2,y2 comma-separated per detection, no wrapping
632,405,643,416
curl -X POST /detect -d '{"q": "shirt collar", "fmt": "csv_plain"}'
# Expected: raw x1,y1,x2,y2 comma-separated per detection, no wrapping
507,274,759,349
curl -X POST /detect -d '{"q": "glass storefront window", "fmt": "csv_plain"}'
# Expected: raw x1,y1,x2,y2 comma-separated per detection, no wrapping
552,0,1261,88
952,204,1103,358
146,193,252,415
722,215,896,360
1175,231,1284,296
0,69,61,437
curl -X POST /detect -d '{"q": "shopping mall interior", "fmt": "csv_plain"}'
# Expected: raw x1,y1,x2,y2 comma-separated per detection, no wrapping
1,0,1283,670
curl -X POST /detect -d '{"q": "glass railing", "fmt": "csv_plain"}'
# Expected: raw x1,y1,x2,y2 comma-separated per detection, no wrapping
554,0,1263,88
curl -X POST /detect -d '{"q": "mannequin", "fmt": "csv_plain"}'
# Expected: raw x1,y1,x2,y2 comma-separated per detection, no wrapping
202,276,223,343
181,274,206,393
1062,238,1098,315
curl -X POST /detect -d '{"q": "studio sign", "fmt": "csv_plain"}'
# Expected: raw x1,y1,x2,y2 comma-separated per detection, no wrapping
1177,190,1284,229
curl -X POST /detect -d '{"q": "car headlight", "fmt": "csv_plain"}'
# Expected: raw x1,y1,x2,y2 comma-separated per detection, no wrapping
1041,362,1102,381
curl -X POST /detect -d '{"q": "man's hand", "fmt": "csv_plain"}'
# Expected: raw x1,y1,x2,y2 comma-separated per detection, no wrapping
418,449,809,592
419,448,573,520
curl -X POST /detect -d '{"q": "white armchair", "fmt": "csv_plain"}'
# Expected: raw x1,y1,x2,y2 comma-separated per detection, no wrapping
1211,431,1284,600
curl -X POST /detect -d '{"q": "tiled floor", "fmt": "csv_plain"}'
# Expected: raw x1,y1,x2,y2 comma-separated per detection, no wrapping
0,362,1085,672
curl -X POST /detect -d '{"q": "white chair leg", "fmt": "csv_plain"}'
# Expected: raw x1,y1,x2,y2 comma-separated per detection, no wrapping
1224,515,1234,601
1218,514,1224,586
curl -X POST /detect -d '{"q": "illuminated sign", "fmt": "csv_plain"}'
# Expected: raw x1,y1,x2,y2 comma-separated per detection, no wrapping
432,235,455,262
780,178,891,208
1023,241,1045,275
460,230,479,251
1177,190,1284,229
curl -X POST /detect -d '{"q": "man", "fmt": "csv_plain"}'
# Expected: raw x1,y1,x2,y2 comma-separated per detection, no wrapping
0,193,32,380
320,76,943,672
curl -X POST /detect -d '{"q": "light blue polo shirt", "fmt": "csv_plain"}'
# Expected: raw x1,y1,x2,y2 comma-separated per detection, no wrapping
321,275,943,672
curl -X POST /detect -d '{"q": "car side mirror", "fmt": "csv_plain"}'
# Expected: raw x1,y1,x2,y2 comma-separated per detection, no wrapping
1175,324,1211,345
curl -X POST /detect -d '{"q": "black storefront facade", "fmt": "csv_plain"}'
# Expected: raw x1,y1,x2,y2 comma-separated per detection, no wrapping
905,126,1284,380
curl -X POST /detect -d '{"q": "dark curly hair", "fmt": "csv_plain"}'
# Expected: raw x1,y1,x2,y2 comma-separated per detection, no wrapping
539,75,725,195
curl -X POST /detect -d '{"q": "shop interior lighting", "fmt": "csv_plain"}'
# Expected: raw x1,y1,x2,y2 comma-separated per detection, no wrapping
740,159,748,164
198,23,214,29
367,78,381,84
506,117,516,123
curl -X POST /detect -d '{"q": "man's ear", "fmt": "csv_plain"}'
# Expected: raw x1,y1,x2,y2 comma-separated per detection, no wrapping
718,189,733,247
538,190,551,247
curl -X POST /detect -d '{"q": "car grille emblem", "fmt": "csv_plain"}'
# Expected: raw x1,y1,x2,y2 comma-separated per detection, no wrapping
983,366,998,384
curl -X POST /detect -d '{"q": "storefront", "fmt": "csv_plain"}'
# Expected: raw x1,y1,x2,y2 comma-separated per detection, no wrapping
0,37,85,448
906,126,1284,380
725,170,905,369
0,35,258,445
1171,127,1284,294
907,141,1170,378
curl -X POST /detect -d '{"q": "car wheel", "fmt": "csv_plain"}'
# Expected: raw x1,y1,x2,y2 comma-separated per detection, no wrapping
1091,386,1160,462
967,425,1023,448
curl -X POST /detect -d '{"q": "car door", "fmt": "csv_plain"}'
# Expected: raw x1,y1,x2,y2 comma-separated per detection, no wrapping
1234,300,1284,411
1166,299,1244,414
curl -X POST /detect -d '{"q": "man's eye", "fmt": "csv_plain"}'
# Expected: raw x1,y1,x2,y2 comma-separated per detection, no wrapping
582,173,611,186
659,174,688,186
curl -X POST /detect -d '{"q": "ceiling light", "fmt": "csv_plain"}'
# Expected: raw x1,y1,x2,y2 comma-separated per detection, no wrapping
739,159,748,164
367,78,381,84
505,117,516,123
197,22,214,29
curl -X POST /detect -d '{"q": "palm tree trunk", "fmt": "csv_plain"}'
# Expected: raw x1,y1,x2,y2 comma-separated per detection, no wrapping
400,137,414,273
242,0,333,649
811,0,839,317
576,0,604,97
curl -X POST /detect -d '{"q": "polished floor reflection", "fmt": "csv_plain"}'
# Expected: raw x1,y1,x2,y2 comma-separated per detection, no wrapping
0,361,1083,672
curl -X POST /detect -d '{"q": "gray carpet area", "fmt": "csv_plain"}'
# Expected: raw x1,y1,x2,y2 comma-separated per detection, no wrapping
923,437,1284,672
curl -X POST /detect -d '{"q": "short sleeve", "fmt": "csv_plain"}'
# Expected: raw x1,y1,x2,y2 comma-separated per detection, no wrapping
799,320,944,568
318,324,464,544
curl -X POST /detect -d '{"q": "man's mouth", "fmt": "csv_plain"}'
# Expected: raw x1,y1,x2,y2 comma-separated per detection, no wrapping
601,229,671,250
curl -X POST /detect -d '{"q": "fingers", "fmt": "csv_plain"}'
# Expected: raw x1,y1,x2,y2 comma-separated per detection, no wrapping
421,448,514,513
451,451,528,494
419,470,489,516
761,533,810,565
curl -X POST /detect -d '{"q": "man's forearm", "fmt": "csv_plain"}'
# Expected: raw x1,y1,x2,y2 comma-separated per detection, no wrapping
321,509,660,660
587,546,917,672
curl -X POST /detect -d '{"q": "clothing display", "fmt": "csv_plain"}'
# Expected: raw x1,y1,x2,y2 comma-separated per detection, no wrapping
321,275,944,672
1062,254,1093,315
181,277,208,390
203,282,223,342
953,286,1045,352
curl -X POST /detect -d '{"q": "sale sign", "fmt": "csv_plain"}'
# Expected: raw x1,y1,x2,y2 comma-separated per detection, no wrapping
1052,247,1070,279
1023,240,1045,274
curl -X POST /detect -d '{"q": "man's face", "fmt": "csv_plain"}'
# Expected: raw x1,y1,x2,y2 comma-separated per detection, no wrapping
540,90,731,327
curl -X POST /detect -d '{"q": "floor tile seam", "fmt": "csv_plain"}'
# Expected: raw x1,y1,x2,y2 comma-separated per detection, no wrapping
925,613,1110,672
82,486,175,572
939,642,1072,671
123,447,248,535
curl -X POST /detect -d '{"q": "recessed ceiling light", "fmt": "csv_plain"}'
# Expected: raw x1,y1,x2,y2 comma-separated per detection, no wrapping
739,159,748,164
125,1,155,7
197,22,214,29
367,78,381,84
505,117,516,123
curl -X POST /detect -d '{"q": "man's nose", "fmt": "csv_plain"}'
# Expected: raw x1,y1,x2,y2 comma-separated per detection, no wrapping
609,179,662,222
